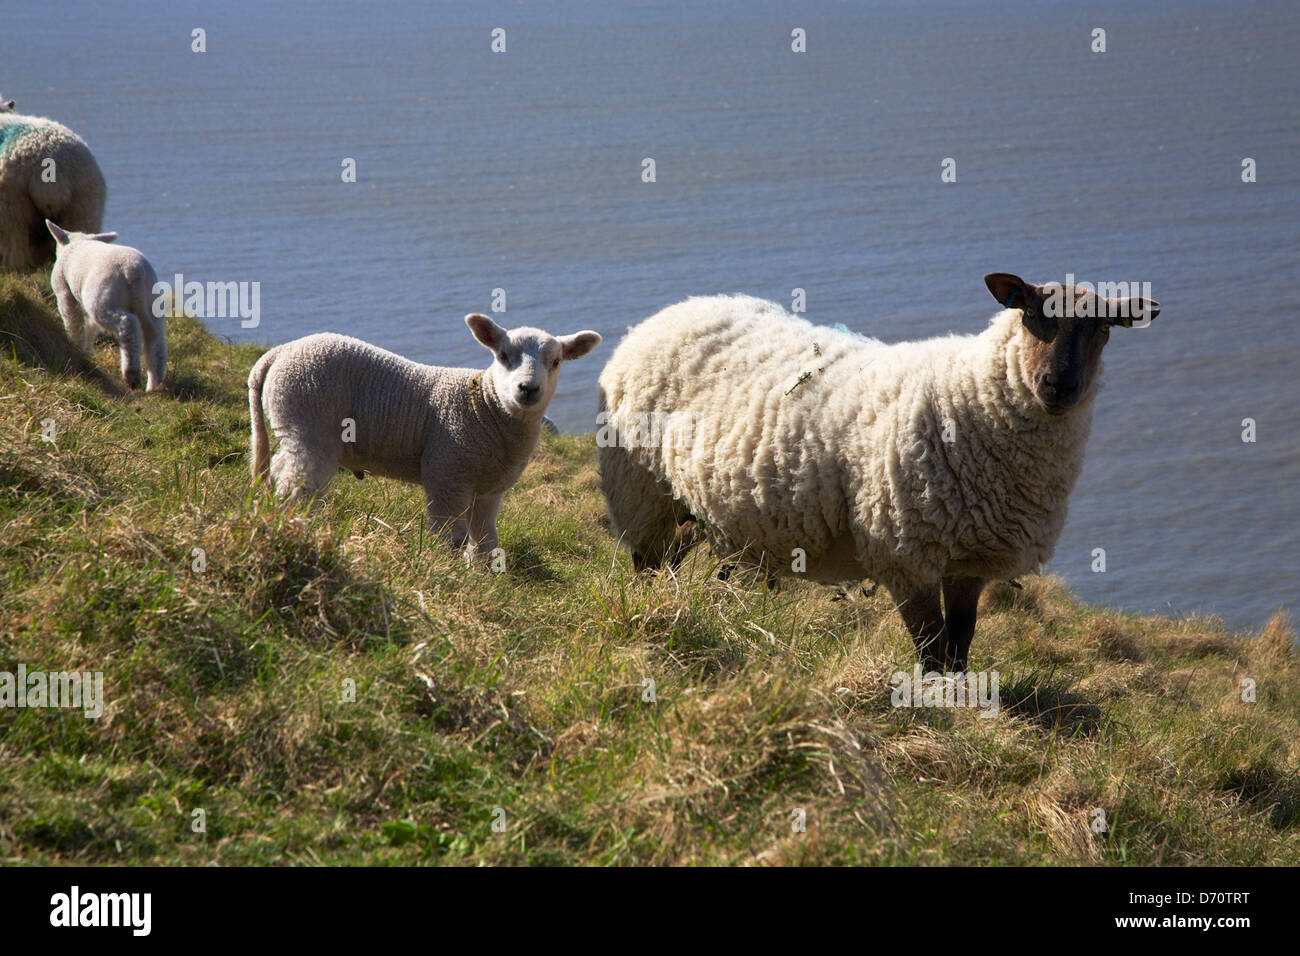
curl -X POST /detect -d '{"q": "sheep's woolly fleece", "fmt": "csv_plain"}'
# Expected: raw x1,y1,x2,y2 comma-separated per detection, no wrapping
0,109,106,270
597,294,1096,595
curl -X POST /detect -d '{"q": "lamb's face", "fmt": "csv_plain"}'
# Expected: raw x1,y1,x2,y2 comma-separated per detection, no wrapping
465,314,601,418
0,98,15,113
985,273,1159,416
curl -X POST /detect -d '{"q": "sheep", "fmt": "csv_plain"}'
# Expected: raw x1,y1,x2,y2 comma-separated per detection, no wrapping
47,220,166,392
597,274,1160,671
248,315,601,560
0,102,106,270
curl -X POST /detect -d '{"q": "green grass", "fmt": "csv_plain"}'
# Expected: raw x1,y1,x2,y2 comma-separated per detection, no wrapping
2,267,1298,865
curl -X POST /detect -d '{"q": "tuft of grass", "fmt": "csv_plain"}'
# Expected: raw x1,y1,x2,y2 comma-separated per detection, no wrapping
1,269,1298,865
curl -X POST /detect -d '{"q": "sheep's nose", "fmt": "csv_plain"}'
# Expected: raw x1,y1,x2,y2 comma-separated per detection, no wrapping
518,383,541,402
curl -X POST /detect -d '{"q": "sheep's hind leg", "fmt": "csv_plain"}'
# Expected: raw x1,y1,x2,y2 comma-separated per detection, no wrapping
141,318,167,392
271,438,337,508
941,576,985,673
52,285,88,350
896,586,946,673
95,309,143,389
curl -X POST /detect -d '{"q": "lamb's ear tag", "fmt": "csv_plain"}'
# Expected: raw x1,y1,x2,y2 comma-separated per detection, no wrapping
1112,315,1133,329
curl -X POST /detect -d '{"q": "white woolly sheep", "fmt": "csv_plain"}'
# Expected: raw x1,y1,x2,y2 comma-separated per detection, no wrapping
597,275,1159,671
1,102,106,269
248,315,601,560
47,220,166,392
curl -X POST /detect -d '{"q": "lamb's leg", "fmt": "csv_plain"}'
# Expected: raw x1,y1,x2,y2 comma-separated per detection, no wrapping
139,314,167,392
423,485,475,555
467,492,504,563
896,586,946,673
94,309,143,389
941,576,985,673
52,285,88,351
271,436,337,508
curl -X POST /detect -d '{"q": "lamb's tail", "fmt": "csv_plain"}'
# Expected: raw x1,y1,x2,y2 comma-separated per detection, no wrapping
247,346,279,482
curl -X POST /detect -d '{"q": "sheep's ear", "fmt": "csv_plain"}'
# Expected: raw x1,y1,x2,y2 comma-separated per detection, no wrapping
1,100,14,112
1105,296,1160,328
985,272,1049,319
87,232,118,244
46,220,70,245
465,313,507,351
558,331,601,360
985,273,1032,309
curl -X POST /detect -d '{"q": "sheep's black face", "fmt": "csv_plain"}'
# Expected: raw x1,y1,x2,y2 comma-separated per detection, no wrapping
984,273,1159,417
1021,308,1110,415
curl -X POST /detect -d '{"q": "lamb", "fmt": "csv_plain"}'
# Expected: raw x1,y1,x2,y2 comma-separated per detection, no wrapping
1,102,106,270
47,220,167,392
597,274,1159,671
248,315,601,560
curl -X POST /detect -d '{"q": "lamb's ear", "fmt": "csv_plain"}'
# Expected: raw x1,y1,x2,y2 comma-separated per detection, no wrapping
465,313,507,351
46,220,70,245
1105,296,1161,328
558,331,601,360
87,232,118,244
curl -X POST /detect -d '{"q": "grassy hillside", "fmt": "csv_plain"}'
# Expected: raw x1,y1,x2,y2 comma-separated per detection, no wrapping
2,268,1298,865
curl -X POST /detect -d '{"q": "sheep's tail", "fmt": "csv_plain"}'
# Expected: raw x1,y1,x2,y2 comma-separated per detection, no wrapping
247,346,279,482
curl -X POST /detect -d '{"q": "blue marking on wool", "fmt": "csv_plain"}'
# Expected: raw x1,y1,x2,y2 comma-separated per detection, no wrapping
0,122,34,155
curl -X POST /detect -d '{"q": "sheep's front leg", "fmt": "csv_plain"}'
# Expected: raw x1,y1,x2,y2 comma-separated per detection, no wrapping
423,484,474,555
941,576,985,673
467,493,504,564
896,586,946,673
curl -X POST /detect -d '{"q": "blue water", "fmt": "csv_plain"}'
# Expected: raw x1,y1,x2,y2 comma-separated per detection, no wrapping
8,0,1298,632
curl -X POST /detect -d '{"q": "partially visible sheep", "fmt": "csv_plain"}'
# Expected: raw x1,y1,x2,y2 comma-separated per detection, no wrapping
0,102,106,269
597,275,1160,671
47,220,166,391
248,315,601,560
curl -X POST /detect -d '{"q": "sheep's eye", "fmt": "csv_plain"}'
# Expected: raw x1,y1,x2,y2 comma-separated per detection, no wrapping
551,358,560,369
499,352,509,363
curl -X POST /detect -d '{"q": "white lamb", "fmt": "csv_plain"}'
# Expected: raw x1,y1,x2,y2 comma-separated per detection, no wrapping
597,274,1159,671
1,101,106,270
248,315,601,560
47,220,166,392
